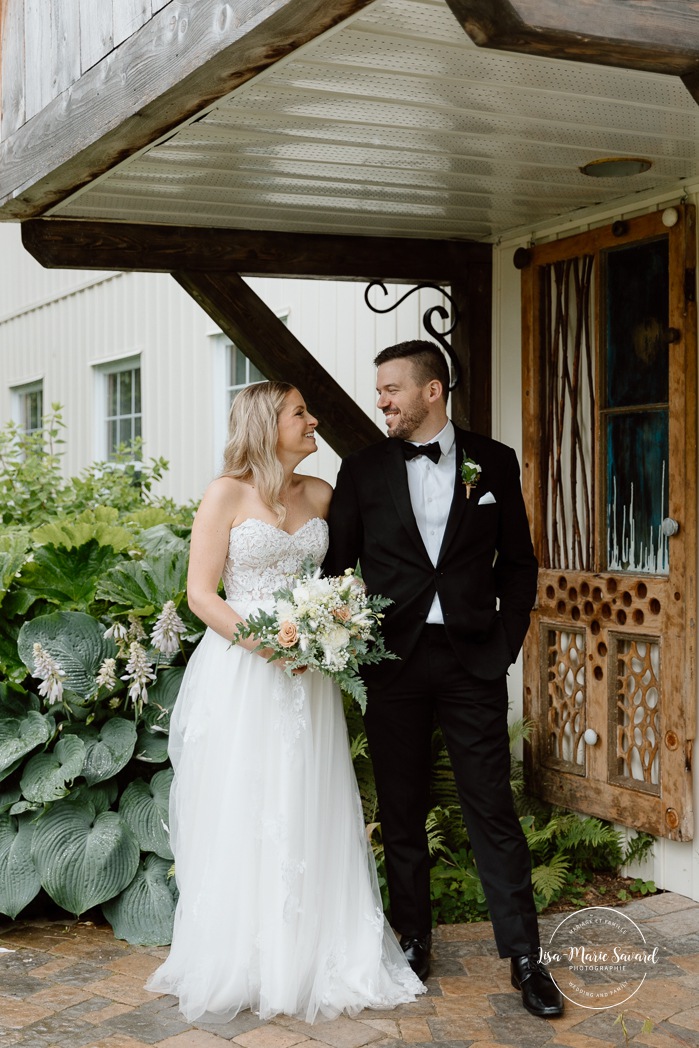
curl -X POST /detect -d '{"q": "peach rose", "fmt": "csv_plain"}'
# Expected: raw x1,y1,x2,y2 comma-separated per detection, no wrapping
333,606,352,623
277,621,298,648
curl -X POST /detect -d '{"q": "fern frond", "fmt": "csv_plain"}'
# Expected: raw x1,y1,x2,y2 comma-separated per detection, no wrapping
531,852,570,903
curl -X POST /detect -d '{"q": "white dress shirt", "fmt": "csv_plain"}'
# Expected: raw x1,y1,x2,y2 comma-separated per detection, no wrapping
404,419,455,624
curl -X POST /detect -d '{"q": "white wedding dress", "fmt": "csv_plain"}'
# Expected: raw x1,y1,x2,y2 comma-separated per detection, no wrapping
146,517,425,1024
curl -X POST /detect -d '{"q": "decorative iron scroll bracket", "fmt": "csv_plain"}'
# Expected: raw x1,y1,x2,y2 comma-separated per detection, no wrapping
364,281,461,390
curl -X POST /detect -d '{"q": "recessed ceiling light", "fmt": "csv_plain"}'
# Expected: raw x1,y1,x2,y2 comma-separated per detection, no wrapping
580,157,652,178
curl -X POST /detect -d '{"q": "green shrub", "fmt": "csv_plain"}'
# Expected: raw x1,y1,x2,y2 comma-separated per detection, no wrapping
0,411,197,944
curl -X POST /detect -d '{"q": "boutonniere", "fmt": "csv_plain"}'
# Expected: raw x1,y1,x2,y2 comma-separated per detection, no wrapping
460,453,482,499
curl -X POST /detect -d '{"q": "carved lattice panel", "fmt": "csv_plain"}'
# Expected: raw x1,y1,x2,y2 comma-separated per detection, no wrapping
611,635,661,793
543,627,586,773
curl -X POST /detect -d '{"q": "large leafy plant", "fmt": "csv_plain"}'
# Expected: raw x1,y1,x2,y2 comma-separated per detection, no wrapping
0,411,198,943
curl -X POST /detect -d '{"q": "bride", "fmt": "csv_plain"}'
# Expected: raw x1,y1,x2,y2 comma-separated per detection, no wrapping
146,381,425,1023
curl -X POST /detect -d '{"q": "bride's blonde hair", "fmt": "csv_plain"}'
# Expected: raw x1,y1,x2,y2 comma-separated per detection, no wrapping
220,381,294,524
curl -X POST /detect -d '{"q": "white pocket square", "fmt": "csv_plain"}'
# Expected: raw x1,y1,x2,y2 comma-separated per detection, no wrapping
478,491,496,505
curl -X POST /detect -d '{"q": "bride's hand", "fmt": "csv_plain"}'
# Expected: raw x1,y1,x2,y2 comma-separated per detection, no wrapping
250,641,308,674
276,657,307,675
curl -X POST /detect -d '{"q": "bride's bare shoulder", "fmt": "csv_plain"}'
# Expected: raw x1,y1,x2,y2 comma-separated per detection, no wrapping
196,476,250,521
301,475,333,517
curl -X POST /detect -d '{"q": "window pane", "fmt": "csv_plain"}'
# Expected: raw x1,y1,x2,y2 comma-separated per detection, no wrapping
234,347,247,386
134,415,142,441
119,369,132,412
107,374,118,418
606,409,669,574
119,418,132,448
133,368,141,414
249,360,265,383
31,391,43,431
605,238,669,409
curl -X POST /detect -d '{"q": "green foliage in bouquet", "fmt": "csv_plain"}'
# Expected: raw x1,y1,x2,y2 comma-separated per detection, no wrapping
0,409,198,944
235,559,397,712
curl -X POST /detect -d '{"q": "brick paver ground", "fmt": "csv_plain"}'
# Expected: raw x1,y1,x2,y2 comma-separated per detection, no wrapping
2,893,698,1047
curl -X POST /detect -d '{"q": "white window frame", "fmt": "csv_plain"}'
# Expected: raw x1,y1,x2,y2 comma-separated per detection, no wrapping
11,378,44,436
92,354,142,462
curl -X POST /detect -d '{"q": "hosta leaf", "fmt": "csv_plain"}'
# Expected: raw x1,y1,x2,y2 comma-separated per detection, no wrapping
97,552,188,612
133,728,169,764
31,795,139,915
0,813,41,918
0,785,21,814
20,736,86,803
0,711,53,780
102,853,177,946
18,611,117,698
70,780,119,816
140,668,184,737
18,542,121,610
119,769,173,860
64,719,137,786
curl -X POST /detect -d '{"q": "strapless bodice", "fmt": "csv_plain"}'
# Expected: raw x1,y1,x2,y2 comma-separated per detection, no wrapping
222,517,329,603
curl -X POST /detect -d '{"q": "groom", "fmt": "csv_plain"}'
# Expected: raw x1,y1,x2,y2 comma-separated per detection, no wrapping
324,340,563,1018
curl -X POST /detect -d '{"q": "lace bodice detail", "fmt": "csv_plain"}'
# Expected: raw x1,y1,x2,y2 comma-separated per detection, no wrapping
222,517,329,603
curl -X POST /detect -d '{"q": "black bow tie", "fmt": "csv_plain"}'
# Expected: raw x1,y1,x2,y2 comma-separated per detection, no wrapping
402,441,441,464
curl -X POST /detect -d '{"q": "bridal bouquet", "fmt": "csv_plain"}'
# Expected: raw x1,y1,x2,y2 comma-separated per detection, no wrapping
234,560,396,710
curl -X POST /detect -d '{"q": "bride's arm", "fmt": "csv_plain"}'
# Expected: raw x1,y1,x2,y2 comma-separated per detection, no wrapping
186,479,265,655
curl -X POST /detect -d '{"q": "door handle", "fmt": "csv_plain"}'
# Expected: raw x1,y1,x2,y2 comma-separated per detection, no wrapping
661,518,680,537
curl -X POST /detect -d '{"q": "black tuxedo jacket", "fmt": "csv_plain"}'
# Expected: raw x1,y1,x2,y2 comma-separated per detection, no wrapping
323,426,538,683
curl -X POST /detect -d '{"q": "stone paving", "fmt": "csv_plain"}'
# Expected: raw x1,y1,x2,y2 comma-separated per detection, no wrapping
2,892,699,1048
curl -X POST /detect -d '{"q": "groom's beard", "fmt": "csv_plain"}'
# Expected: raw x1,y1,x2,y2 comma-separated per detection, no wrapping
384,399,429,440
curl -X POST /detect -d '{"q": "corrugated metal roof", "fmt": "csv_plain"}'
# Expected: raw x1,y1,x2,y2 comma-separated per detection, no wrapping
47,0,699,240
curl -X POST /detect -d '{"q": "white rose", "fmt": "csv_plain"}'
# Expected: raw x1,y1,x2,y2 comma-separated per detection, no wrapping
292,583,310,604
321,625,351,654
275,599,296,622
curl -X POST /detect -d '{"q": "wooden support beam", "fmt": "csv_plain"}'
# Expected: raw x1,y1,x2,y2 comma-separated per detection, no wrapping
21,219,489,281
446,0,699,77
449,261,492,436
0,0,379,220
173,270,383,457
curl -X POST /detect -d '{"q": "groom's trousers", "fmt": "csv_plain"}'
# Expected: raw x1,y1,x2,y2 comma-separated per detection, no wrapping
364,623,540,958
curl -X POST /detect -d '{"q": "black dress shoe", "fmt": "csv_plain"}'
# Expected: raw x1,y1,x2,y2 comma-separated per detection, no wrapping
400,933,431,981
510,954,564,1018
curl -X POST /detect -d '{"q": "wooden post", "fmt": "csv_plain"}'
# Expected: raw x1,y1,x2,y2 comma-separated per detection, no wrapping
449,261,492,435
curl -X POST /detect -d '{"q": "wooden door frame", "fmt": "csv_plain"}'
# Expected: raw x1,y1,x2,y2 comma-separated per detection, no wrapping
520,206,697,840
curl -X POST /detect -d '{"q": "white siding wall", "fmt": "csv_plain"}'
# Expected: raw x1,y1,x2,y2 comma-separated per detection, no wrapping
491,179,699,902
0,224,448,505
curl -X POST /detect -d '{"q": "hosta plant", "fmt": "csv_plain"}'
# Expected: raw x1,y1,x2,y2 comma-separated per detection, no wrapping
0,411,198,943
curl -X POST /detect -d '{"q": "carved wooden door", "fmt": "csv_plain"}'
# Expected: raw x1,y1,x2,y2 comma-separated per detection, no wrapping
521,207,697,840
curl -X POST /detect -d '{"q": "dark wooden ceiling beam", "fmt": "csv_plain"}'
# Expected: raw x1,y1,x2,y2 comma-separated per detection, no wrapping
173,270,383,456
446,0,699,78
21,219,489,281
0,0,378,221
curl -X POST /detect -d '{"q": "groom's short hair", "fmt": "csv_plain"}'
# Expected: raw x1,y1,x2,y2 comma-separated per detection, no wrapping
374,340,450,401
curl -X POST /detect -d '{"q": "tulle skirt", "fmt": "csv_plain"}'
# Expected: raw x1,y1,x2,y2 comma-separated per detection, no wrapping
146,602,425,1023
